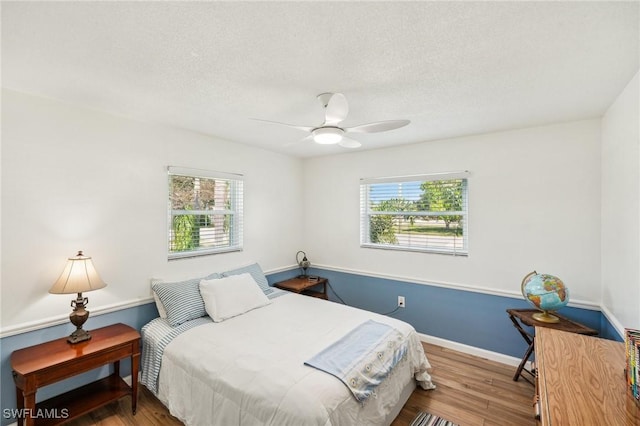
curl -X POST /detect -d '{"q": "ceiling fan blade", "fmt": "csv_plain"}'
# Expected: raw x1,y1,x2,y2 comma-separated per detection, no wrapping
345,119,410,134
339,137,361,149
284,134,313,147
323,93,349,125
251,118,314,132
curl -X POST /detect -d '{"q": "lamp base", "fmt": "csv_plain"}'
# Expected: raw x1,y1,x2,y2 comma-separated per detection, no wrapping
67,292,92,344
68,328,92,344
532,311,560,323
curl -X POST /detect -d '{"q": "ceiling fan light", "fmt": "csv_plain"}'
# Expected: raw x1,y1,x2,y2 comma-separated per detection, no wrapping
312,127,343,145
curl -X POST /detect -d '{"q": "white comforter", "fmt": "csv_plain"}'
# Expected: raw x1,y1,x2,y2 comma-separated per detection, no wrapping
157,292,433,426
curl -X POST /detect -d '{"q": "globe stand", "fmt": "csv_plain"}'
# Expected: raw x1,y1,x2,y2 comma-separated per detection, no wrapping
532,310,560,323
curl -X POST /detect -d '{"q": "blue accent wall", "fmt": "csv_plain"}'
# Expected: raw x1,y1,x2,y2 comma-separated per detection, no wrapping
600,315,624,342
271,267,617,356
307,268,607,359
0,267,620,425
0,303,159,426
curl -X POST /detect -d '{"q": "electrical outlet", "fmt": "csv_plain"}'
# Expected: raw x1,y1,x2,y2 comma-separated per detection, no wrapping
398,296,405,308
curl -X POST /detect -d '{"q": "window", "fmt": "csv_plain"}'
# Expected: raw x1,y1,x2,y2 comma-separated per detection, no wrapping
360,172,468,255
168,167,243,259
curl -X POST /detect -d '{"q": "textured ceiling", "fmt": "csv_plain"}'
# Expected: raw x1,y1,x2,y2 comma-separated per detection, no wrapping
2,1,639,158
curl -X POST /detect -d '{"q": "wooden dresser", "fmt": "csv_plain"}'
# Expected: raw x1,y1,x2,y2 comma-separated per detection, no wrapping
535,327,639,425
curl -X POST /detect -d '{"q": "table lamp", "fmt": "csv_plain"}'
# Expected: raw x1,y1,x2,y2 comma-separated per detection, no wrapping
296,250,310,277
49,251,107,344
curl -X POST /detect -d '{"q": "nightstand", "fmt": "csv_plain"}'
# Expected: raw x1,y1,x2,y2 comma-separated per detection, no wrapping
11,323,140,426
274,276,329,300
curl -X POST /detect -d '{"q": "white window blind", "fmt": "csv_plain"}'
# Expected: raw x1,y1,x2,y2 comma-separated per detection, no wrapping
360,172,469,255
168,167,243,259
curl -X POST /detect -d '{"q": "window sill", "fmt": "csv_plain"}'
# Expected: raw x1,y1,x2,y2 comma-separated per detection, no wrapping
360,243,468,256
168,246,242,260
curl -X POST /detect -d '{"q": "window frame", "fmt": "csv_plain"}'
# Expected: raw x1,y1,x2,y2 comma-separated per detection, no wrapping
360,172,469,256
167,166,244,260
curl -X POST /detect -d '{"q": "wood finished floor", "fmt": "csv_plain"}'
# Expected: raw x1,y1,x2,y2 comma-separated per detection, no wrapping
391,343,536,426
65,342,536,426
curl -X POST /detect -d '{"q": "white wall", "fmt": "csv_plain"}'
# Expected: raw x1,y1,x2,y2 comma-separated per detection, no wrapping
5,81,635,334
1,89,304,333
601,70,640,330
302,120,602,303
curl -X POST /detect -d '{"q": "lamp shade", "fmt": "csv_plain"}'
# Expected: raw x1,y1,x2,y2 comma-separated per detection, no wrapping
49,251,107,294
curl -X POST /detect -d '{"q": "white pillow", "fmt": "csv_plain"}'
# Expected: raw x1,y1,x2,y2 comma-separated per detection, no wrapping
199,273,271,322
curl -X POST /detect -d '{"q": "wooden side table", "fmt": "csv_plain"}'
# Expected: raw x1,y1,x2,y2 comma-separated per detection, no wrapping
274,276,328,300
11,323,140,426
506,309,597,384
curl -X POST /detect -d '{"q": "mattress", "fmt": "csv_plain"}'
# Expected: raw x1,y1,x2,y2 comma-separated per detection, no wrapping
144,292,434,426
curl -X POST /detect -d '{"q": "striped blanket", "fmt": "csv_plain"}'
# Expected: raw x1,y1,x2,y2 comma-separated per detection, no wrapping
141,316,212,394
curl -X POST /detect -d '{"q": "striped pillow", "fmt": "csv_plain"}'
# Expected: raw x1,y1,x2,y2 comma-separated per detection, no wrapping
151,273,221,326
221,263,270,293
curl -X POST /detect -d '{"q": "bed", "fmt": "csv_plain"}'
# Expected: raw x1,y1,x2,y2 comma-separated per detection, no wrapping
141,265,434,426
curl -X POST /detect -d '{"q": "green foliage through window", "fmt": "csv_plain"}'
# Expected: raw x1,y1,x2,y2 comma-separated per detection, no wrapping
168,168,243,259
360,175,468,255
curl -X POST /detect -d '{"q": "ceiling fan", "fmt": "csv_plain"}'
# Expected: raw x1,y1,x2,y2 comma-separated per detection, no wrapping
253,93,410,149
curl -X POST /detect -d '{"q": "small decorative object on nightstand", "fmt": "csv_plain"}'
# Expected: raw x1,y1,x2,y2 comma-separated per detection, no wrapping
275,276,328,300
296,250,311,277
49,251,107,344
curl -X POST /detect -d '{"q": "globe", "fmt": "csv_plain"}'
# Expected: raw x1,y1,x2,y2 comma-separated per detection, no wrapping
521,271,569,323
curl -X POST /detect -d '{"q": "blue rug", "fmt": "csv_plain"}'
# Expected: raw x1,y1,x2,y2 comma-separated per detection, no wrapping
410,411,459,426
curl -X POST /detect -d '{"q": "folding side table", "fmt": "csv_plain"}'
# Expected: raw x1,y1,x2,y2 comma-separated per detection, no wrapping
506,308,597,384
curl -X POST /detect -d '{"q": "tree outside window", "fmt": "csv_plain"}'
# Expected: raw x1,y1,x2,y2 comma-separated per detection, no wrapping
168,168,243,259
361,175,468,255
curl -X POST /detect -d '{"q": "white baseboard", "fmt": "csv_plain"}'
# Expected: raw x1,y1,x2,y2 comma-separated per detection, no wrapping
599,304,626,339
418,331,532,371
